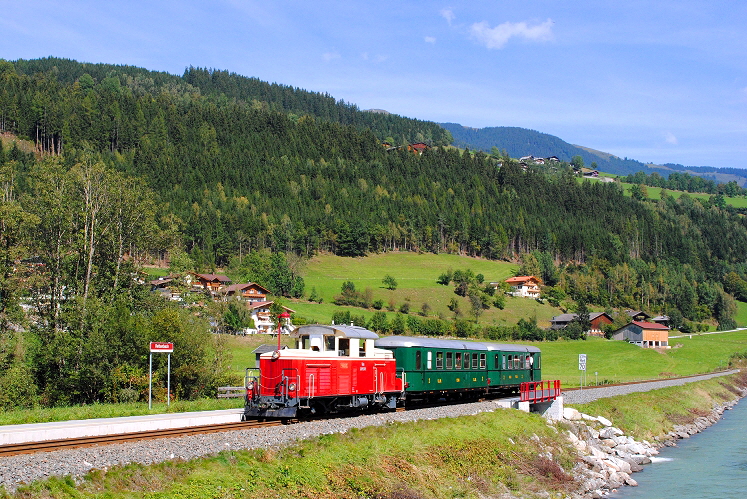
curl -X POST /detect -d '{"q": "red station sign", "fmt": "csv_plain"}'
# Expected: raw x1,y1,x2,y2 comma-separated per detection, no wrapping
150,342,174,353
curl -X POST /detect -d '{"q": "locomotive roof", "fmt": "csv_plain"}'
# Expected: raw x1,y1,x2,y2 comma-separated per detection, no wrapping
375,336,540,353
292,324,380,339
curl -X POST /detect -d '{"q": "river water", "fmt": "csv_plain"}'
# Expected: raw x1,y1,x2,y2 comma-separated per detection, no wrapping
609,399,747,498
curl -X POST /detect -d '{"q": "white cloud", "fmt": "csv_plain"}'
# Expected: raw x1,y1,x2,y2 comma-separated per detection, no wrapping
470,18,554,49
322,52,340,62
664,131,678,145
440,8,455,25
425,36,436,44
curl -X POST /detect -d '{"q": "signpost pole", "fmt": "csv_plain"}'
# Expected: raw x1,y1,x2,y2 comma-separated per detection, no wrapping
148,352,153,410
578,354,587,390
167,352,171,407
148,342,174,408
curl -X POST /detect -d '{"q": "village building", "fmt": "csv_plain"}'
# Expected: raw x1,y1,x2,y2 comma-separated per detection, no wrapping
504,276,542,298
611,321,670,348
191,273,231,295
221,282,271,303
549,312,613,336
248,301,295,334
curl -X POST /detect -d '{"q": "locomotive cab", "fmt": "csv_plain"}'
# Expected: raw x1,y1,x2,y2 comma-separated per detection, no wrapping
296,327,380,358
243,324,403,420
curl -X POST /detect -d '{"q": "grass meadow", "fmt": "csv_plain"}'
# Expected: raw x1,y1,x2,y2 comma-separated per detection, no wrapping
582,175,747,207
296,252,559,327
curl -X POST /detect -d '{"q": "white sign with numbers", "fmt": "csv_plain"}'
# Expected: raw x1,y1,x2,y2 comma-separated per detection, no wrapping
579,354,587,371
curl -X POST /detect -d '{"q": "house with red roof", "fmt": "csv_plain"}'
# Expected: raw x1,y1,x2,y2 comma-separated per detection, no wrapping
611,321,670,348
504,275,542,298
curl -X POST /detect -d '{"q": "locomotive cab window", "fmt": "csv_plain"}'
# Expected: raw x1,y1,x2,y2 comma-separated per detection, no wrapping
338,338,350,356
324,335,336,351
416,350,422,370
446,352,453,369
436,351,444,369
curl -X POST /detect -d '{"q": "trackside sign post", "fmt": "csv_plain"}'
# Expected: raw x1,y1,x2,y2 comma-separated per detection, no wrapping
149,342,174,409
579,354,587,389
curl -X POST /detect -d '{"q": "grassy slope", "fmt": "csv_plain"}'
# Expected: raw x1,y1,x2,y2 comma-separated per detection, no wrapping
296,252,559,327
581,176,747,207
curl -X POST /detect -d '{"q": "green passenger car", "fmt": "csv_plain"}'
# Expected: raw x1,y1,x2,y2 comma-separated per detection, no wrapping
375,336,541,401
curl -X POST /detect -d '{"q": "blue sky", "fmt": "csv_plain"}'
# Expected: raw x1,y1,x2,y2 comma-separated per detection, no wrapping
2,1,747,169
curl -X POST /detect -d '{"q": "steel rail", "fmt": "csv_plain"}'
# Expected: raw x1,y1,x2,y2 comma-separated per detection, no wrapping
0,420,282,457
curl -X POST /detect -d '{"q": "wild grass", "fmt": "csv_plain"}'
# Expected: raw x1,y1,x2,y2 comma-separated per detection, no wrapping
8,409,578,499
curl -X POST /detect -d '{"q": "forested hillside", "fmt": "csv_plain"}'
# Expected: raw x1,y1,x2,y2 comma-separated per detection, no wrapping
3,57,747,408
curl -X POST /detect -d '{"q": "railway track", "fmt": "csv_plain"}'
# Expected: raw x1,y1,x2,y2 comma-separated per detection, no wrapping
0,370,734,458
0,420,282,457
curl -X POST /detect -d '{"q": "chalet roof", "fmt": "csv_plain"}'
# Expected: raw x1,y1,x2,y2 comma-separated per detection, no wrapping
223,282,270,294
149,277,174,286
195,273,231,283
551,312,611,323
551,314,576,322
625,309,651,319
631,321,669,330
505,275,541,284
248,301,296,313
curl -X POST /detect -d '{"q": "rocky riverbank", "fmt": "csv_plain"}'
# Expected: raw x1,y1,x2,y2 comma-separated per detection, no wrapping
561,396,743,498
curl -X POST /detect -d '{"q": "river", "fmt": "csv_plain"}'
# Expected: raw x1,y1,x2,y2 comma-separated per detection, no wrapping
609,398,747,498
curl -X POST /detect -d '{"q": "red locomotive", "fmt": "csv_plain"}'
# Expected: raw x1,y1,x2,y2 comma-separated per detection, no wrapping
243,324,404,419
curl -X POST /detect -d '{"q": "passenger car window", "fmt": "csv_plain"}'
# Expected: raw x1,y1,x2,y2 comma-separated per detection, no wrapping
446,352,453,369
416,350,422,370
479,353,486,369
436,351,444,369
427,351,432,369
471,353,478,369
456,352,462,368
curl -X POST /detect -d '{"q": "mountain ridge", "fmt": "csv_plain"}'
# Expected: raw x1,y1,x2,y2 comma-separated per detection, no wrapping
441,122,747,186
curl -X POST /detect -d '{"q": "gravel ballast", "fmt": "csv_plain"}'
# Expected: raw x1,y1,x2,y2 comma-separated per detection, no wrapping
0,370,738,492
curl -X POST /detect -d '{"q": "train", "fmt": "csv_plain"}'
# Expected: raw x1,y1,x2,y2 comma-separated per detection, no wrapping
243,323,542,419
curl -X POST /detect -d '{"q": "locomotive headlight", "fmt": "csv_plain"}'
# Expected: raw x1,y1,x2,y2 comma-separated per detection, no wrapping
288,383,297,391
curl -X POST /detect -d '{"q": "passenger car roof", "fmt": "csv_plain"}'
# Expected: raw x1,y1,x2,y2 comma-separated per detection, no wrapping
376,336,540,353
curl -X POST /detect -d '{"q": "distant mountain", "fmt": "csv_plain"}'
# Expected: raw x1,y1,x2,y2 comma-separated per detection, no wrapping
440,123,747,186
